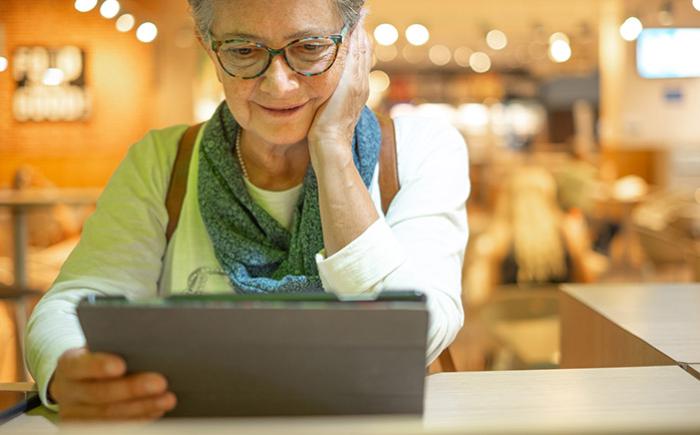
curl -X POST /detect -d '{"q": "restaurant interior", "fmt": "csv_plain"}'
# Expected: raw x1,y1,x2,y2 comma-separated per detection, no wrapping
0,0,699,431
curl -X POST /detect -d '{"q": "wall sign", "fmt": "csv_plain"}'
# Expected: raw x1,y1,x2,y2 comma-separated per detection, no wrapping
12,46,91,122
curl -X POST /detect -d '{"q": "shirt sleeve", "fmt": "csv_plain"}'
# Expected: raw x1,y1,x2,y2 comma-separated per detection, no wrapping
24,126,184,410
315,118,470,364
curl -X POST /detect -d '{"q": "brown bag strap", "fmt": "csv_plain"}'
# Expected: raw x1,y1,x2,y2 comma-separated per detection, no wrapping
377,116,399,215
165,123,202,242
165,117,398,243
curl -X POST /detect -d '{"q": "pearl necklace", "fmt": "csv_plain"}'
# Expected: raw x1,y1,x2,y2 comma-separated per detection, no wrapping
235,128,249,180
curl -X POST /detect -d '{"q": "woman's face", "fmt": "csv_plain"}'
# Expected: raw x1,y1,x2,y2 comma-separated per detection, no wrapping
208,0,346,146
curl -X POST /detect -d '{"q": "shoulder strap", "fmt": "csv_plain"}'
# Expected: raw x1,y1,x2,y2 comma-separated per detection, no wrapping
165,123,202,242
377,115,399,215
165,118,398,243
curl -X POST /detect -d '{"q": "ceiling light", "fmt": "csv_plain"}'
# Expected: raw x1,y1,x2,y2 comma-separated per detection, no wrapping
429,45,451,66
99,0,120,19
0,56,8,72
116,13,135,32
74,0,98,12
486,30,508,50
693,0,700,12
549,32,570,45
469,52,491,73
620,17,643,41
374,24,399,46
405,24,430,46
549,39,572,63
136,22,158,43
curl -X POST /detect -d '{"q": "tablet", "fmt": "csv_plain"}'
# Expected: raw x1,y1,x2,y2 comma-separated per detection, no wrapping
77,291,428,417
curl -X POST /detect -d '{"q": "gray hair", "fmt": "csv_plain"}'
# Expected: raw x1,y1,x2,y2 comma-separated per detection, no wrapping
187,0,365,44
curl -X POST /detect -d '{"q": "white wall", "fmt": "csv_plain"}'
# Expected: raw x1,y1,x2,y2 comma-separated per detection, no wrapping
600,0,700,149
620,42,700,148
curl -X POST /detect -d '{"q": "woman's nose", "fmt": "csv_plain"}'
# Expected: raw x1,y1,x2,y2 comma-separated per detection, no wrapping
258,55,300,96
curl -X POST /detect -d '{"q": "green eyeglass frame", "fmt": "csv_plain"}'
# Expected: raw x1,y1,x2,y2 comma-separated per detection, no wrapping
210,24,350,79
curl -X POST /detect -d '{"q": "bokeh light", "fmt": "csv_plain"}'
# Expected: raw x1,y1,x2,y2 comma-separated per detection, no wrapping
374,24,399,46
486,30,508,50
116,14,135,32
469,51,492,73
74,0,98,12
620,17,643,41
136,22,158,43
406,24,430,46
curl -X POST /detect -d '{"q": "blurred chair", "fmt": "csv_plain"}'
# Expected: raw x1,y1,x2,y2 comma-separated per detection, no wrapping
632,189,699,282
634,224,692,281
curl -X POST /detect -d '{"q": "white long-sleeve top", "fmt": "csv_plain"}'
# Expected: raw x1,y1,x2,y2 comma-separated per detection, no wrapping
25,115,470,410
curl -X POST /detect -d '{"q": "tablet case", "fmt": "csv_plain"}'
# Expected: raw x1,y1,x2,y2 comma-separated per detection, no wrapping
77,294,428,417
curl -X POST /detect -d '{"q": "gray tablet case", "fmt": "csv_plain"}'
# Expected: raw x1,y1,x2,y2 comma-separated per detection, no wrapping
77,294,428,417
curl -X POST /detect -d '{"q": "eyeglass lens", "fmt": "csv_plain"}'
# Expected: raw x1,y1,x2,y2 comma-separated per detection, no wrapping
218,38,338,78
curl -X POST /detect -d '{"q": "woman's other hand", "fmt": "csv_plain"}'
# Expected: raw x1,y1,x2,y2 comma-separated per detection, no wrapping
49,347,176,420
307,10,372,162
562,208,608,282
562,208,591,255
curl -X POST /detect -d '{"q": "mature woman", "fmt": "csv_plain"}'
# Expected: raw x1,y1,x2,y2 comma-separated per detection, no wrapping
25,0,469,420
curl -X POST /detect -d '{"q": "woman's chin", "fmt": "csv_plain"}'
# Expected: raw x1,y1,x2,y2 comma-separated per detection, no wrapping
256,129,309,147
251,120,312,146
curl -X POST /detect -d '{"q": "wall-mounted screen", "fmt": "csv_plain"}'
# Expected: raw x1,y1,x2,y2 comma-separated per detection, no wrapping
637,28,700,79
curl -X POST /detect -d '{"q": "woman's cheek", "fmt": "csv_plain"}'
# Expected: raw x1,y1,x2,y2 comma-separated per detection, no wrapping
223,86,253,127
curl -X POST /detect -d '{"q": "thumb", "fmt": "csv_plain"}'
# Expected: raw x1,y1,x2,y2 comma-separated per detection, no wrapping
57,347,126,381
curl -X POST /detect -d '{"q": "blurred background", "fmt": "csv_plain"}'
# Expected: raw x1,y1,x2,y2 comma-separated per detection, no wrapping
0,0,699,380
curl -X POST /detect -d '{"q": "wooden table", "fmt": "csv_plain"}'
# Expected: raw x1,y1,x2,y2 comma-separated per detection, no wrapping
0,188,101,380
3,366,700,434
687,364,700,381
560,283,700,369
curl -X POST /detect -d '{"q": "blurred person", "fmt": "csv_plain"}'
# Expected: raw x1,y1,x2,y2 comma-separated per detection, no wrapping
25,0,469,420
552,143,621,256
466,166,605,304
11,166,85,249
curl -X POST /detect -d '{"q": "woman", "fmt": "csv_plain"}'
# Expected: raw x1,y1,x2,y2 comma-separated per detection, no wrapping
25,0,469,420
467,166,603,304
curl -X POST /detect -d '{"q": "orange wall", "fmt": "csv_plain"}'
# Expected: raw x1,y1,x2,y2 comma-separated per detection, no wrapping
0,0,158,188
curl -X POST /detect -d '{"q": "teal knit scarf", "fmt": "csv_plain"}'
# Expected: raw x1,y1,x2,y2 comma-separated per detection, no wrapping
198,102,381,293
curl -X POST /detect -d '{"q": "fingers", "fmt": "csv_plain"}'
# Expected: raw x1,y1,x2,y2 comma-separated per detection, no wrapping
69,372,169,405
57,347,126,381
51,347,177,421
351,11,373,77
61,392,177,421
359,27,373,75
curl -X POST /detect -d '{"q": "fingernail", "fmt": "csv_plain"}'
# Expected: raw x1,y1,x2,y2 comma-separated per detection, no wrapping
158,394,176,409
146,379,164,394
105,361,122,375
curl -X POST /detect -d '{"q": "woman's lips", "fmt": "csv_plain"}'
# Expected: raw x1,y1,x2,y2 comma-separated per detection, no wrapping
257,102,307,117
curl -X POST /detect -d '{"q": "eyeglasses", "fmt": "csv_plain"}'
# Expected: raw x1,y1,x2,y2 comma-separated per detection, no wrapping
186,267,236,294
210,25,349,79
